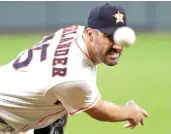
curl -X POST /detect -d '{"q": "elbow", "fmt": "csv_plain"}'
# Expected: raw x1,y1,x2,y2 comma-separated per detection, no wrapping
86,109,111,122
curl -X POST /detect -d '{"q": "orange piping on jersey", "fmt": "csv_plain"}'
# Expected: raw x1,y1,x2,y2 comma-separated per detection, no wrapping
75,38,93,62
18,110,64,132
69,93,99,115
36,110,63,124
18,124,28,132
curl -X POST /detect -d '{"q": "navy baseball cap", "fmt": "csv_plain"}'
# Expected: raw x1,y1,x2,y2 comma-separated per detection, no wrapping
87,3,127,35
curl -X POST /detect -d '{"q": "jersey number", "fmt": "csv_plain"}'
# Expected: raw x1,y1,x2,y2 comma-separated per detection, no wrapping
13,33,55,70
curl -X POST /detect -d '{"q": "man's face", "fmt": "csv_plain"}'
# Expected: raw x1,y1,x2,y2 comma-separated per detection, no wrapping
91,30,123,66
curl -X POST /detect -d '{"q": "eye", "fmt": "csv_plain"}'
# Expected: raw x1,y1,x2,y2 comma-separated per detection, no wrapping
104,34,113,42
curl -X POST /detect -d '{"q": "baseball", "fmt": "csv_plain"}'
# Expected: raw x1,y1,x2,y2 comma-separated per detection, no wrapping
113,26,136,47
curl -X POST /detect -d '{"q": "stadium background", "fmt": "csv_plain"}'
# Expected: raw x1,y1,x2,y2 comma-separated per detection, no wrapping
0,1,170,134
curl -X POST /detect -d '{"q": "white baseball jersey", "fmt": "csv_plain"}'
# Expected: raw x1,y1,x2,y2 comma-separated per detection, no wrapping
0,25,100,133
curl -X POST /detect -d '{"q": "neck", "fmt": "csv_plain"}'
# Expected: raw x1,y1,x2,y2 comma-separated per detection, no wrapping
82,33,101,65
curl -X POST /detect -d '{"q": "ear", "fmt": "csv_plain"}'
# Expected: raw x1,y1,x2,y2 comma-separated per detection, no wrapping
85,27,94,42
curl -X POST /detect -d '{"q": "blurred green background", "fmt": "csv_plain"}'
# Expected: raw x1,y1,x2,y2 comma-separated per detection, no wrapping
0,33,170,134
0,1,171,134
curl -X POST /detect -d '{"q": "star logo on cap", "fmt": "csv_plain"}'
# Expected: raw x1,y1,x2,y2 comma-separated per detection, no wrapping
113,11,124,24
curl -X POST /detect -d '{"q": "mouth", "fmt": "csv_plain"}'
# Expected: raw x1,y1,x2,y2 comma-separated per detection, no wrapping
106,48,120,61
108,48,119,56
104,48,120,66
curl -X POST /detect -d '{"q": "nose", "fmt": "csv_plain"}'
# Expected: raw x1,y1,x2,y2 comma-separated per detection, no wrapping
112,44,123,53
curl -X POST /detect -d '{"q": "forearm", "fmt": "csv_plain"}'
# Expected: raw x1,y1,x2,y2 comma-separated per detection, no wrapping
102,101,133,122
89,101,134,122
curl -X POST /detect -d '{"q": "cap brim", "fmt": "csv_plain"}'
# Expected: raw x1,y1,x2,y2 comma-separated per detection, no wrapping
98,27,119,35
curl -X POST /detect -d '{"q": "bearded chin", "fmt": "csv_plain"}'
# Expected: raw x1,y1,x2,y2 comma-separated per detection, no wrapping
105,58,119,66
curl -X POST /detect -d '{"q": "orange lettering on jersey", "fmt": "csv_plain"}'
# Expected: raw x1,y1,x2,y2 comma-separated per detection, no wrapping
57,42,71,49
54,49,69,56
63,25,78,33
52,57,68,66
61,31,77,38
59,37,74,44
52,25,78,77
52,67,67,77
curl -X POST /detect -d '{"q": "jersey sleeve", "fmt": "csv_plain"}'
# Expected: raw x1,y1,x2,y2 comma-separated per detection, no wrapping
51,80,100,115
